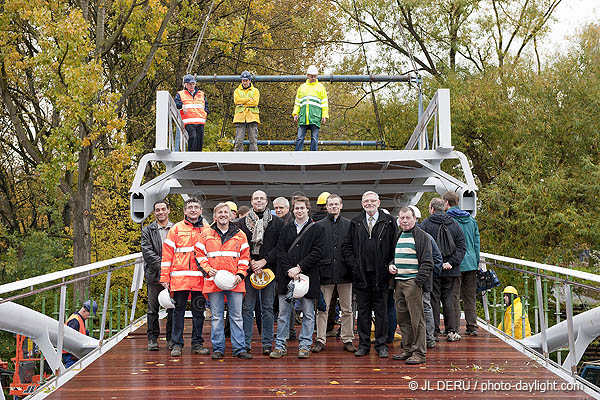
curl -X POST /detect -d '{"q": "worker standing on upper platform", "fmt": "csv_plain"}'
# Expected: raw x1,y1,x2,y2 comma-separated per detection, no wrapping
292,65,329,151
233,71,260,152
174,74,209,151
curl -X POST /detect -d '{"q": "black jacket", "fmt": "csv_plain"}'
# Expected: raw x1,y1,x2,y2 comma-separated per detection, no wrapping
342,210,397,291
141,221,170,284
420,212,466,277
316,214,352,285
236,213,284,274
277,220,325,299
394,225,434,289
312,209,328,222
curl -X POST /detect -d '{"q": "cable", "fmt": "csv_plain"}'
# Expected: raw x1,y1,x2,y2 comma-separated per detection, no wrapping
186,0,217,74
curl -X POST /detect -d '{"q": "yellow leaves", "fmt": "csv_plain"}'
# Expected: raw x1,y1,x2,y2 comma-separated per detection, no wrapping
329,381,340,384
401,376,413,380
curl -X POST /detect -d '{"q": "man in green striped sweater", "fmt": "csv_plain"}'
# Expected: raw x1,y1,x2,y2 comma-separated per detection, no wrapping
389,207,434,364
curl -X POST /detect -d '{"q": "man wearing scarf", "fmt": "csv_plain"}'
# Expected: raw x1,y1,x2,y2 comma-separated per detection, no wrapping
237,190,285,355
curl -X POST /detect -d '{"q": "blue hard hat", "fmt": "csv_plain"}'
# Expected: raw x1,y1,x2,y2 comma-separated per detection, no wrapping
83,300,98,317
240,71,252,80
183,74,196,84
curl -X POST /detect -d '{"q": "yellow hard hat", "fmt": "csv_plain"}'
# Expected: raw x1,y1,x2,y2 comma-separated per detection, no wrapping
250,268,275,289
225,201,238,212
503,286,518,296
317,192,331,205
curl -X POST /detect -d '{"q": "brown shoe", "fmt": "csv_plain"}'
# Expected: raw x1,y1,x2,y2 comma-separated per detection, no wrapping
405,354,426,364
312,342,325,353
269,348,286,359
298,349,310,359
343,342,357,352
392,351,411,361
191,345,210,355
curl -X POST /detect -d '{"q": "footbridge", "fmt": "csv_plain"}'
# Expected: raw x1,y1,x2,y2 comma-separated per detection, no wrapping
1,80,599,399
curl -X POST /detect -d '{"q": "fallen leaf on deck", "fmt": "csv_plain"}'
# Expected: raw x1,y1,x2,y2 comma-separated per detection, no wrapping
329,381,340,384
401,376,412,380
146,361,156,364
156,363,165,366
372,368,381,371
139,369,149,372
472,364,482,371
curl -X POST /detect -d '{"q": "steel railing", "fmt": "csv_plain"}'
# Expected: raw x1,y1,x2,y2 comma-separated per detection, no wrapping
479,252,600,395
0,253,145,399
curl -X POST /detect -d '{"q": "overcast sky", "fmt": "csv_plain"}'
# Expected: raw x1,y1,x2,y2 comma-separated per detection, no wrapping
543,0,599,51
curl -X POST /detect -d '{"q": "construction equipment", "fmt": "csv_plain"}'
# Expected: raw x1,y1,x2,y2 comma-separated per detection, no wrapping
9,335,51,398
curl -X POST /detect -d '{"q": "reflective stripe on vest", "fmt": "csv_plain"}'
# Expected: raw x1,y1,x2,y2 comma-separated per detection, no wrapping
206,251,240,258
174,246,195,253
171,270,204,277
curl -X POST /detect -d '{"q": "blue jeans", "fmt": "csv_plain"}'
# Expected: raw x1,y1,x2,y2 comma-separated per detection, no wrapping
172,290,205,348
275,295,315,351
295,124,319,151
242,277,275,350
208,291,245,355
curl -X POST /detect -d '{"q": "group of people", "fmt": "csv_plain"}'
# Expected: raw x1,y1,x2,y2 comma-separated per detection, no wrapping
141,189,483,364
175,66,328,152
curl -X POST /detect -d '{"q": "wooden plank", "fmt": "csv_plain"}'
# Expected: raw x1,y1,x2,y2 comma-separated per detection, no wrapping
46,321,592,399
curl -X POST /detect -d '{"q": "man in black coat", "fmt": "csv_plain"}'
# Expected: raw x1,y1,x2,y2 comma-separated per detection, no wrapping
420,197,466,342
237,190,285,355
141,201,174,351
342,191,397,358
270,196,325,359
313,194,356,353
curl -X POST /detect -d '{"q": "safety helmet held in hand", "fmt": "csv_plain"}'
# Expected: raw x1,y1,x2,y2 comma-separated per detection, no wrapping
292,274,310,298
503,286,519,296
214,270,237,291
158,289,175,309
250,268,275,289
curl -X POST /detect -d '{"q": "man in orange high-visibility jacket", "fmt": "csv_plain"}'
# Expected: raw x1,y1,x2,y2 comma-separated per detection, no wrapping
161,197,209,357
174,74,210,151
62,300,97,368
196,202,251,359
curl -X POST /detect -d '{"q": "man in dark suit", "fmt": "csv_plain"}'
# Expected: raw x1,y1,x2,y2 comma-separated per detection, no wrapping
342,191,397,358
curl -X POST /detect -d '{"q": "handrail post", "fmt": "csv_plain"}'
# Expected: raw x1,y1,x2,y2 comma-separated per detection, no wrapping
99,270,112,344
535,275,549,359
129,258,144,331
155,91,170,151
480,260,490,326
554,280,562,365
56,284,67,376
564,281,577,375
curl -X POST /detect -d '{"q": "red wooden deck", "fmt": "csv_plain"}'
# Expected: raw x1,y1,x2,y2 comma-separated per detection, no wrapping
45,320,592,399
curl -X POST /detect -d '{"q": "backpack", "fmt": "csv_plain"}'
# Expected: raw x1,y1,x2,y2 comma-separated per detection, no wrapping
436,222,456,259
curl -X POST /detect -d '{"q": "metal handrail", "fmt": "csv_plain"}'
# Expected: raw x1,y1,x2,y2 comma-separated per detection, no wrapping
0,252,145,398
480,252,600,384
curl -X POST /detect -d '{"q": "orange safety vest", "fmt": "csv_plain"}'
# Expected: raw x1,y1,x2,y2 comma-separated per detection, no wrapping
160,219,205,292
195,226,250,294
178,89,207,126
62,313,86,354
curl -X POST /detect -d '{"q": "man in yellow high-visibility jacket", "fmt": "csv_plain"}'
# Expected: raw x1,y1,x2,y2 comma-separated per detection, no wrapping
292,65,329,151
233,71,260,151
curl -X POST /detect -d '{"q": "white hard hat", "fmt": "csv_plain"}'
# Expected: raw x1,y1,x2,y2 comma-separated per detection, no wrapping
293,274,310,298
408,205,421,219
306,65,319,75
158,289,175,309
214,270,237,291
